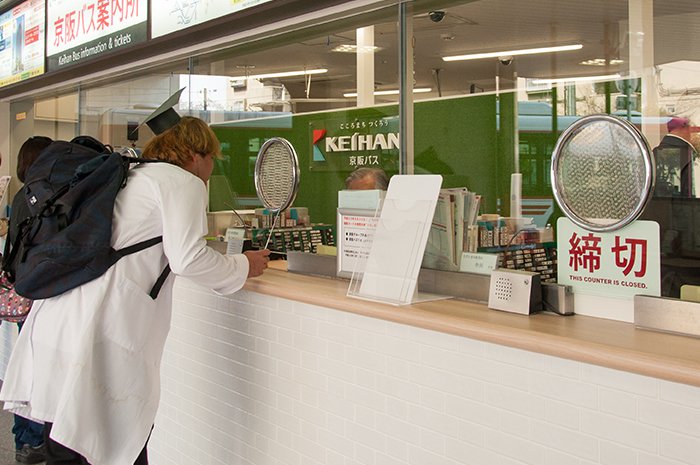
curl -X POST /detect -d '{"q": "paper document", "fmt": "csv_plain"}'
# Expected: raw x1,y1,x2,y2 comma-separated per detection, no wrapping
422,187,481,271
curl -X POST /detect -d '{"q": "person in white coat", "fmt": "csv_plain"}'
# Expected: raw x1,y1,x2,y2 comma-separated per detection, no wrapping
0,116,271,465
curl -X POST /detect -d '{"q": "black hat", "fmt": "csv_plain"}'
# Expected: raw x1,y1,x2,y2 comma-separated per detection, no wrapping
135,87,185,136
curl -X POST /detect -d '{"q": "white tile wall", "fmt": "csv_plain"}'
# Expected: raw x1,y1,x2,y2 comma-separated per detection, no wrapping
150,279,700,465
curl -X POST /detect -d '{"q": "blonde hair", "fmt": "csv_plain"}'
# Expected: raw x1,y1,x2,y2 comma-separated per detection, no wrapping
142,116,221,167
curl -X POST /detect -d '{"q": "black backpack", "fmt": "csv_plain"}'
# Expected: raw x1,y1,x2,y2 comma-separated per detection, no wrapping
2,136,170,300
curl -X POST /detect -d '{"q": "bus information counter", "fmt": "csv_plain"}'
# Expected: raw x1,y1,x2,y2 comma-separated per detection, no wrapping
145,263,700,465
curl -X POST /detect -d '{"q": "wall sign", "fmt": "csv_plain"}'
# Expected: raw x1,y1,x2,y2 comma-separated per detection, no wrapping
46,0,147,71
0,0,45,88
310,115,399,172
557,217,660,299
151,0,274,38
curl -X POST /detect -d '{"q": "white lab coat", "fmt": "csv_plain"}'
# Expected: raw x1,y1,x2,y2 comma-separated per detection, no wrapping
0,162,249,465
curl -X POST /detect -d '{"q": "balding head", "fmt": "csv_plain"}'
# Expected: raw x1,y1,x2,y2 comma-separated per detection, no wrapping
344,167,389,190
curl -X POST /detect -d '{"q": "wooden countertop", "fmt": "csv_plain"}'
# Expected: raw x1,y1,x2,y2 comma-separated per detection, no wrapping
243,261,700,387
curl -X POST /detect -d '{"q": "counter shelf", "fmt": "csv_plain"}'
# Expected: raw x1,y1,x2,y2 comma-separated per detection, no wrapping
253,261,700,388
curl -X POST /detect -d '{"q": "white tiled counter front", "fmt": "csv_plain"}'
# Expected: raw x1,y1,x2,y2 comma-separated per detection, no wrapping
150,274,700,465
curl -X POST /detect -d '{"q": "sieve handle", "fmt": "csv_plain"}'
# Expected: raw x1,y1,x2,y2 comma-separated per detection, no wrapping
264,209,283,249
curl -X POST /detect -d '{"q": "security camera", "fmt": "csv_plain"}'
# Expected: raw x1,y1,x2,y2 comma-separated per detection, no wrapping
429,10,446,22
498,55,513,66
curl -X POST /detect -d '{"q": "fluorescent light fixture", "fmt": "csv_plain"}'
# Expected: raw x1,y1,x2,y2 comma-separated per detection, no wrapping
332,44,381,53
443,44,583,62
343,87,432,98
229,68,328,80
580,58,624,66
531,73,621,85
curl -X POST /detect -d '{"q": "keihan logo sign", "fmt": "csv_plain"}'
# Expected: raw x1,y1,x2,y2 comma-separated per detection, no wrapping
312,129,327,162
310,116,400,170
323,132,400,152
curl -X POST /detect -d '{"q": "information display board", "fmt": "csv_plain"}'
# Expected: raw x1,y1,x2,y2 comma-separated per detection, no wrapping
0,0,45,88
151,0,274,38
46,0,147,71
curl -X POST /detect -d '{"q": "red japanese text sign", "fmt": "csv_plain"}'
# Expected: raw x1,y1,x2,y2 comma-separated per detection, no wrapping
557,218,660,299
47,0,146,70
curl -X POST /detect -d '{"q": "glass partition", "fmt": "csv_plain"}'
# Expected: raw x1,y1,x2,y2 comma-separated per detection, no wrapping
30,2,401,252
407,0,700,298
640,1,700,297
79,72,188,149
198,4,402,233
6,0,700,298
406,0,635,277
7,91,79,196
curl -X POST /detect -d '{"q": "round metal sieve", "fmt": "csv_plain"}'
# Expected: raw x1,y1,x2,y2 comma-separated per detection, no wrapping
551,114,655,232
254,137,300,248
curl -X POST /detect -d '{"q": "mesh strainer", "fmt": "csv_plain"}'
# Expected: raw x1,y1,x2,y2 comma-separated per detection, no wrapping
551,114,655,232
254,137,300,249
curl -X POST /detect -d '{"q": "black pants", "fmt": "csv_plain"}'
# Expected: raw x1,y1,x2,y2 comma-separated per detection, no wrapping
44,422,149,465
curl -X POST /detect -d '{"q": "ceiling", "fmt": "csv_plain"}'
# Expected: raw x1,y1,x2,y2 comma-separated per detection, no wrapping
190,0,700,106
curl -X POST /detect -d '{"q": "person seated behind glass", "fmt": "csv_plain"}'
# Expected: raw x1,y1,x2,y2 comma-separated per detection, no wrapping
645,117,700,297
344,167,389,190
654,116,699,198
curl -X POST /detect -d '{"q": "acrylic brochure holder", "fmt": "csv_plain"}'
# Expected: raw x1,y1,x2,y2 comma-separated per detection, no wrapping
347,174,450,306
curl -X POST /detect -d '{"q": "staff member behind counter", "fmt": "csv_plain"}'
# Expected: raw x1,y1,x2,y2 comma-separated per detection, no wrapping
0,91,271,465
345,167,389,190
644,116,700,297
654,116,699,197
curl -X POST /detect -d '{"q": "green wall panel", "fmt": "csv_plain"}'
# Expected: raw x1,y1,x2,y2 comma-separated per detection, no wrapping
211,93,511,225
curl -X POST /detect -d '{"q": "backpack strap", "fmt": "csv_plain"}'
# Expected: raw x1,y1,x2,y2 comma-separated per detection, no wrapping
70,135,112,154
115,236,164,258
127,157,167,164
114,236,171,299
149,265,171,300
2,215,35,282
2,232,18,278
1,224,11,270
118,156,170,188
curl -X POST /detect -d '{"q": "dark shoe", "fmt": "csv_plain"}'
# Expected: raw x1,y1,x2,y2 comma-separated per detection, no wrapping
15,443,46,464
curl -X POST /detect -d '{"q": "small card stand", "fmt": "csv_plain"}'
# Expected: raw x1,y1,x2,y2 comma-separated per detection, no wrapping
347,175,450,306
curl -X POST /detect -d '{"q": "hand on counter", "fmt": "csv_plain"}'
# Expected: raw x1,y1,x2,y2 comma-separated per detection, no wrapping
244,249,272,278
